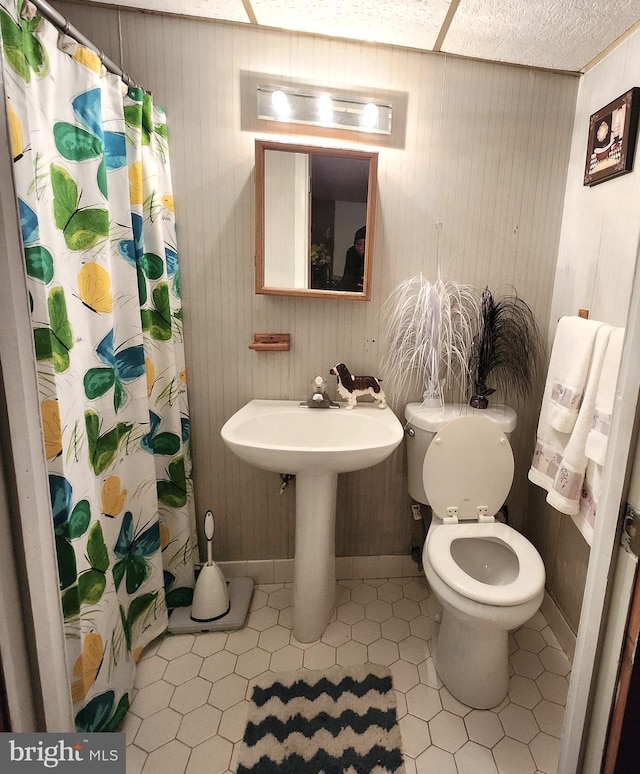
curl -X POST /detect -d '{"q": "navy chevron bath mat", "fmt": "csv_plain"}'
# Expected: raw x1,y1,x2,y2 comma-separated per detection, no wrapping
236,663,404,774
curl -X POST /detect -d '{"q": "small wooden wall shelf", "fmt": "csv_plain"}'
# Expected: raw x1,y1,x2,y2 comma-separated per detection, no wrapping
249,333,290,351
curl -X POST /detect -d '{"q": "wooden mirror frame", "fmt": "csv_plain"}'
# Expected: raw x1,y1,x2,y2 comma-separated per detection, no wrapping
255,139,378,300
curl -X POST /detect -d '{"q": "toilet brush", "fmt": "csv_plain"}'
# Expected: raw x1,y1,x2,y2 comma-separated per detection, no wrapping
190,509,230,622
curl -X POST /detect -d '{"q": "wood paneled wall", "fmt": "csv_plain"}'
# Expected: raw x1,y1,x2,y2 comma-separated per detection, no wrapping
53,3,577,562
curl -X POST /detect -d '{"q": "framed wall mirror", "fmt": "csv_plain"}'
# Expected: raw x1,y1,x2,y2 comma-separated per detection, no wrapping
255,140,378,300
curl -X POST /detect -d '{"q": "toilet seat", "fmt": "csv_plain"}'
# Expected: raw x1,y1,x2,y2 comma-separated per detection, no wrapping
427,522,545,606
423,415,514,522
423,415,544,606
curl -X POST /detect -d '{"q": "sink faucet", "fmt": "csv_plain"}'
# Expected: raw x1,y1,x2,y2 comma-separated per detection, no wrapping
299,376,340,409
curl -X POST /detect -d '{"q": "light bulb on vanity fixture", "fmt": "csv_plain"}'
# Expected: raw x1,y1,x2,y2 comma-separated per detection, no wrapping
257,84,392,135
361,102,379,129
270,89,291,118
316,93,334,125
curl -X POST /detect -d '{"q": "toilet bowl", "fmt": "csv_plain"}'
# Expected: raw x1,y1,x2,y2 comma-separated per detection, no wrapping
405,404,545,709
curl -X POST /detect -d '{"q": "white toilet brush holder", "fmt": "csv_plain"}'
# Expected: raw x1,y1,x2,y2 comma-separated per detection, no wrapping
191,509,230,621
167,509,253,634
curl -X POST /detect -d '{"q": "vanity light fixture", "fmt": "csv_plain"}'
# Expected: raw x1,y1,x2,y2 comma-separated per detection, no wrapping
257,84,392,135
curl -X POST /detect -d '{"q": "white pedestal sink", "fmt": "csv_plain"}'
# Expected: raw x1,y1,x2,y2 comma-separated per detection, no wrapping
221,400,403,642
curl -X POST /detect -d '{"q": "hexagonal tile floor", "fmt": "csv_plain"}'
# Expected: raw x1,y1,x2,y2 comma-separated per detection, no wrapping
122,577,571,773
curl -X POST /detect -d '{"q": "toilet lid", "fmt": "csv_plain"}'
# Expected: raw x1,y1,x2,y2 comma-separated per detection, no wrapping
423,415,514,521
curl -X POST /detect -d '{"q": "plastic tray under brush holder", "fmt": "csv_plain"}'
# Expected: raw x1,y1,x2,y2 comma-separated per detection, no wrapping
167,576,254,634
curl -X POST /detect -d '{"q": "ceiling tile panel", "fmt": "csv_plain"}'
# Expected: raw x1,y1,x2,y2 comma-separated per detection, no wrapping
251,0,453,51
441,0,640,71
78,0,250,24
67,1,640,73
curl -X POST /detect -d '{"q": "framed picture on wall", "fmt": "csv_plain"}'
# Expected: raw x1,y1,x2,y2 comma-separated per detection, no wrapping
584,87,640,186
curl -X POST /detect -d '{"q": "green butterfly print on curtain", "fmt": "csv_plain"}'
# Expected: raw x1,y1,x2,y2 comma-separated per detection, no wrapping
157,456,188,509
124,89,168,148
141,281,173,341
113,511,161,595
50,474,111,620
85,410,133,476
54,88,127,198
75,690,130,734
117,212,165,307
141,411,181,456
33,286,74,373
0,0,47,83
18,200,67,366
50,474,90,591
119,592,159,654
60,520,111,621
122,86,151,142
62,521,110,620
84,329,146,412
51,163,109,251
165,245,181,300
19,198,54,284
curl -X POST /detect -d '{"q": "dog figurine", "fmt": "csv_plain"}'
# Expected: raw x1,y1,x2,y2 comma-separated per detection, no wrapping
330,363,387,410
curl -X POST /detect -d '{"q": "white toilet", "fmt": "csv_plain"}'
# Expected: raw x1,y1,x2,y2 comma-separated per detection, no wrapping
405,403,545,709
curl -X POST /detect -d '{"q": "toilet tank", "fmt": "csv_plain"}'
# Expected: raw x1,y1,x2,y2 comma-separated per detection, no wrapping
404,402,517,504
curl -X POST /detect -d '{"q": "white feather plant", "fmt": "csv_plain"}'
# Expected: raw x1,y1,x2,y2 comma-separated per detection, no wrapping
380,275,481,407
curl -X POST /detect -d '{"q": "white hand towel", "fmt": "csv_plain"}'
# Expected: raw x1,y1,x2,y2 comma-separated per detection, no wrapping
546,325,613,515
547,316,605,434
529,316,603,492
585,326,624,466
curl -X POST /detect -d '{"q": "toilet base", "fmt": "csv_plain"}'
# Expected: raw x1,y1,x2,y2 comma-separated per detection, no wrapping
434,608,509,709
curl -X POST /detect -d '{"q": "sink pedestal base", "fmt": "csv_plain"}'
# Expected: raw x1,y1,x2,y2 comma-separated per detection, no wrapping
292,472,337,643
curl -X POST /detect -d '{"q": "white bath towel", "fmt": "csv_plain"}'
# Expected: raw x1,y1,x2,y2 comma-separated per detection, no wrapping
585,326,624,466
546,325,613,515
547,316,605,434
529,316,604,493
578,459,600,531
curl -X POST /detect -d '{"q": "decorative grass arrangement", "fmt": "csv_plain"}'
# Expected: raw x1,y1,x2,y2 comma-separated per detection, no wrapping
468,287,542,408
380,275,481,407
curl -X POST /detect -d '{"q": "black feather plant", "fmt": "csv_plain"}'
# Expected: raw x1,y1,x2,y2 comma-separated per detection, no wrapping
468,287,542,408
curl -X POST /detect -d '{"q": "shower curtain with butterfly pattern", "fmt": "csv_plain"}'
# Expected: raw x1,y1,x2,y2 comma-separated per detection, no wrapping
0,0,196,730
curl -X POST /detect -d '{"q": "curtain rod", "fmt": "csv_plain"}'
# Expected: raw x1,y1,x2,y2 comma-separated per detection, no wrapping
29,0,140,87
